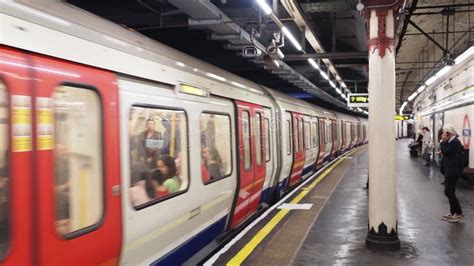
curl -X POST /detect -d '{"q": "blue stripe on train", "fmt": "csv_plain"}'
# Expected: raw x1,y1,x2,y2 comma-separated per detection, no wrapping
151,216,227,266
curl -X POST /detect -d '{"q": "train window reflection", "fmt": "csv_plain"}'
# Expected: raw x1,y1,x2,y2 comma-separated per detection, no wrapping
0,80,9,258
304,121,311,150
312,121,318,148
53,85,103,236
129,106,188,208
287,120,291,155
264,118,270,162
255,113,263,165
200,113,232,184
242,111,251,170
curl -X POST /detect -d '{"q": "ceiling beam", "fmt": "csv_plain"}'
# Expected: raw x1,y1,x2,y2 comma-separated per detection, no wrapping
415,3,474,9
283,52,368,61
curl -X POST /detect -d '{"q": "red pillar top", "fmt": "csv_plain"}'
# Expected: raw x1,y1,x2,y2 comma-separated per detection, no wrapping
362,0,405,58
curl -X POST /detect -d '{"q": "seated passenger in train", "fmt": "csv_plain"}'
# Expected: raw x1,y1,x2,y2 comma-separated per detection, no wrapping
0,155,8,245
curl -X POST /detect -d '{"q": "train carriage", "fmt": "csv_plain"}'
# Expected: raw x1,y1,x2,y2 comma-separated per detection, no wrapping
0,1,368,265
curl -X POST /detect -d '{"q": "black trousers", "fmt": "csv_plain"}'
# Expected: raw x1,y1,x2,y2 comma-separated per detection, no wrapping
444,176,463,215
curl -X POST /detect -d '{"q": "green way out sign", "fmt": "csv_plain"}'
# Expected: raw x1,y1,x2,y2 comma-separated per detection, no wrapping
347,93,369,107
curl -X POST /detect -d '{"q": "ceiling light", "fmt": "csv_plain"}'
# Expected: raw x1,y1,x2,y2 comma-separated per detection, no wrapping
282,27,302,51
417,85,426,93
454,46,474,64
435,65,451,77
308,58,320,69
256,0,272,15
231,81,247,89
335,87,341,94
399,101,407,115
424,75,437,86
329,80,336,88
319,70,329,80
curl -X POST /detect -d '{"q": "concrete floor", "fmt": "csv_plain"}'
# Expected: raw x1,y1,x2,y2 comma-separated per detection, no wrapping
294,139,474,265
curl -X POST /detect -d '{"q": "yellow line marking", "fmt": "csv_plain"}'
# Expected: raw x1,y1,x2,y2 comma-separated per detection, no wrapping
226,148,359,266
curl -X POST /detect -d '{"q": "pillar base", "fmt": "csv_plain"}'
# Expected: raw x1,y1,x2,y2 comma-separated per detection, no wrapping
366,222,400,251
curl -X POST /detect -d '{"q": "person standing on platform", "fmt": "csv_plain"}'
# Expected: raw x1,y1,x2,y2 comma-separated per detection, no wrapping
421,127,432,166
440,125,464,223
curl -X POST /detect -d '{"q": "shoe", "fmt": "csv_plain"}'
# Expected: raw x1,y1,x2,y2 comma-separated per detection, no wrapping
448,214,464,223
442,213,452,221
440,182,446,185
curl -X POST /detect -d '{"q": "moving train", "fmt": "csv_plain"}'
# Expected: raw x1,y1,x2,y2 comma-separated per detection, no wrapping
412,45,473,173
0,1,367,265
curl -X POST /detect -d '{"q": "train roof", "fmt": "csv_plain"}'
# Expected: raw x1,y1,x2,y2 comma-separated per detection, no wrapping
0,1,274,105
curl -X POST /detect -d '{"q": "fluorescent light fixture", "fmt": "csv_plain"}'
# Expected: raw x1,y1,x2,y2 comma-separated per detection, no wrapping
193,68,199,72
282,27,303,51
407,94,415,102
319,70,329,80
175,61,185,67
273,60,281,68
417,85,426,93
231,81,247,89
435,65,451,77
206,72,226,82
455,46,474,64
308,58,320,69
335,87,341,94
399,101,407,115
256,0,272,15
341,82,347,88
424,75,437,86
329,80,336,88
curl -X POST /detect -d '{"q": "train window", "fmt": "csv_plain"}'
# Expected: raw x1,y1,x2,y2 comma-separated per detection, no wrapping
0,80,9,258
128,106,188,208
311,121,318,148
287,120,292,155
304,121,311,150
200,113,232,184
264,118,270,162
242,111,251,170
299,118,304,151
255,113,263,165
326,121,331,144
294,118,300,152
53,85,103,236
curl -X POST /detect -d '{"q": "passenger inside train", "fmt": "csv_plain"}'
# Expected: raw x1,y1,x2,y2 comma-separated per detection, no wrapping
129,107,187,207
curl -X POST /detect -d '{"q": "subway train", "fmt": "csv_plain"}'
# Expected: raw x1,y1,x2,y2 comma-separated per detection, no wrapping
412,45,473,172
0,1,367,265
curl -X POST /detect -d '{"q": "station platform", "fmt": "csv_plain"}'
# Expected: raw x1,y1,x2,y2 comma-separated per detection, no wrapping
205,139,474,265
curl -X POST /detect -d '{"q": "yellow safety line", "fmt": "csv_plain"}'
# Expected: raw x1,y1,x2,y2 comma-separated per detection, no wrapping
227,148,359,266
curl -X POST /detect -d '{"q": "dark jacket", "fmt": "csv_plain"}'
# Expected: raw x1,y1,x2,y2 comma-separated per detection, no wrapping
440,137,464,178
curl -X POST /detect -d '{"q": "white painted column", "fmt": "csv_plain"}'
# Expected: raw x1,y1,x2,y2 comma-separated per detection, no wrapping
366,8,400,250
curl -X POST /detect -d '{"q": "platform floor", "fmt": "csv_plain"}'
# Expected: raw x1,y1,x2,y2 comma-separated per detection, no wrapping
294,139,474,265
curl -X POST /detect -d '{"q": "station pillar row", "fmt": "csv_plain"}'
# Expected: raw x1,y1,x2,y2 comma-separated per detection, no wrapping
364,1,403,251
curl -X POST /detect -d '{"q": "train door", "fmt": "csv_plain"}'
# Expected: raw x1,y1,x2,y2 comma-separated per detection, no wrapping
0,47,34,265
311,119,320,169
231,101,266,228
31,54,122,265
261,108,275,204
278,111,293,194
330,119,338,159
288,113,305,186
317,117,326,166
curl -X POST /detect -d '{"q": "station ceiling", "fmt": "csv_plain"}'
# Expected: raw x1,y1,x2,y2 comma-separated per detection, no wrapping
68,0,473,115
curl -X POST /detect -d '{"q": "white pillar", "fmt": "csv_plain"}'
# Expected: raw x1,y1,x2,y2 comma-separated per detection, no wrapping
366,8,400,250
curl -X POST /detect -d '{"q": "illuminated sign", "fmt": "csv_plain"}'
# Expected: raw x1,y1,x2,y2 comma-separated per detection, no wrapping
347,93,369,107
179,84,209,97
395,115,410,121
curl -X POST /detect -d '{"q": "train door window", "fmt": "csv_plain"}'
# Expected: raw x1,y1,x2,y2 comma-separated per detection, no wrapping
53,85,103,236
264,118,270,162
294,118,299,152
128,106,188,208
242,111,251,170
332,122,337,142
304,121,311,150
326,121,331,144
0,80,9,257
200,113,232,184
286,120,292,155
311,121,318,148
255,113,263,166
298,118,304,151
